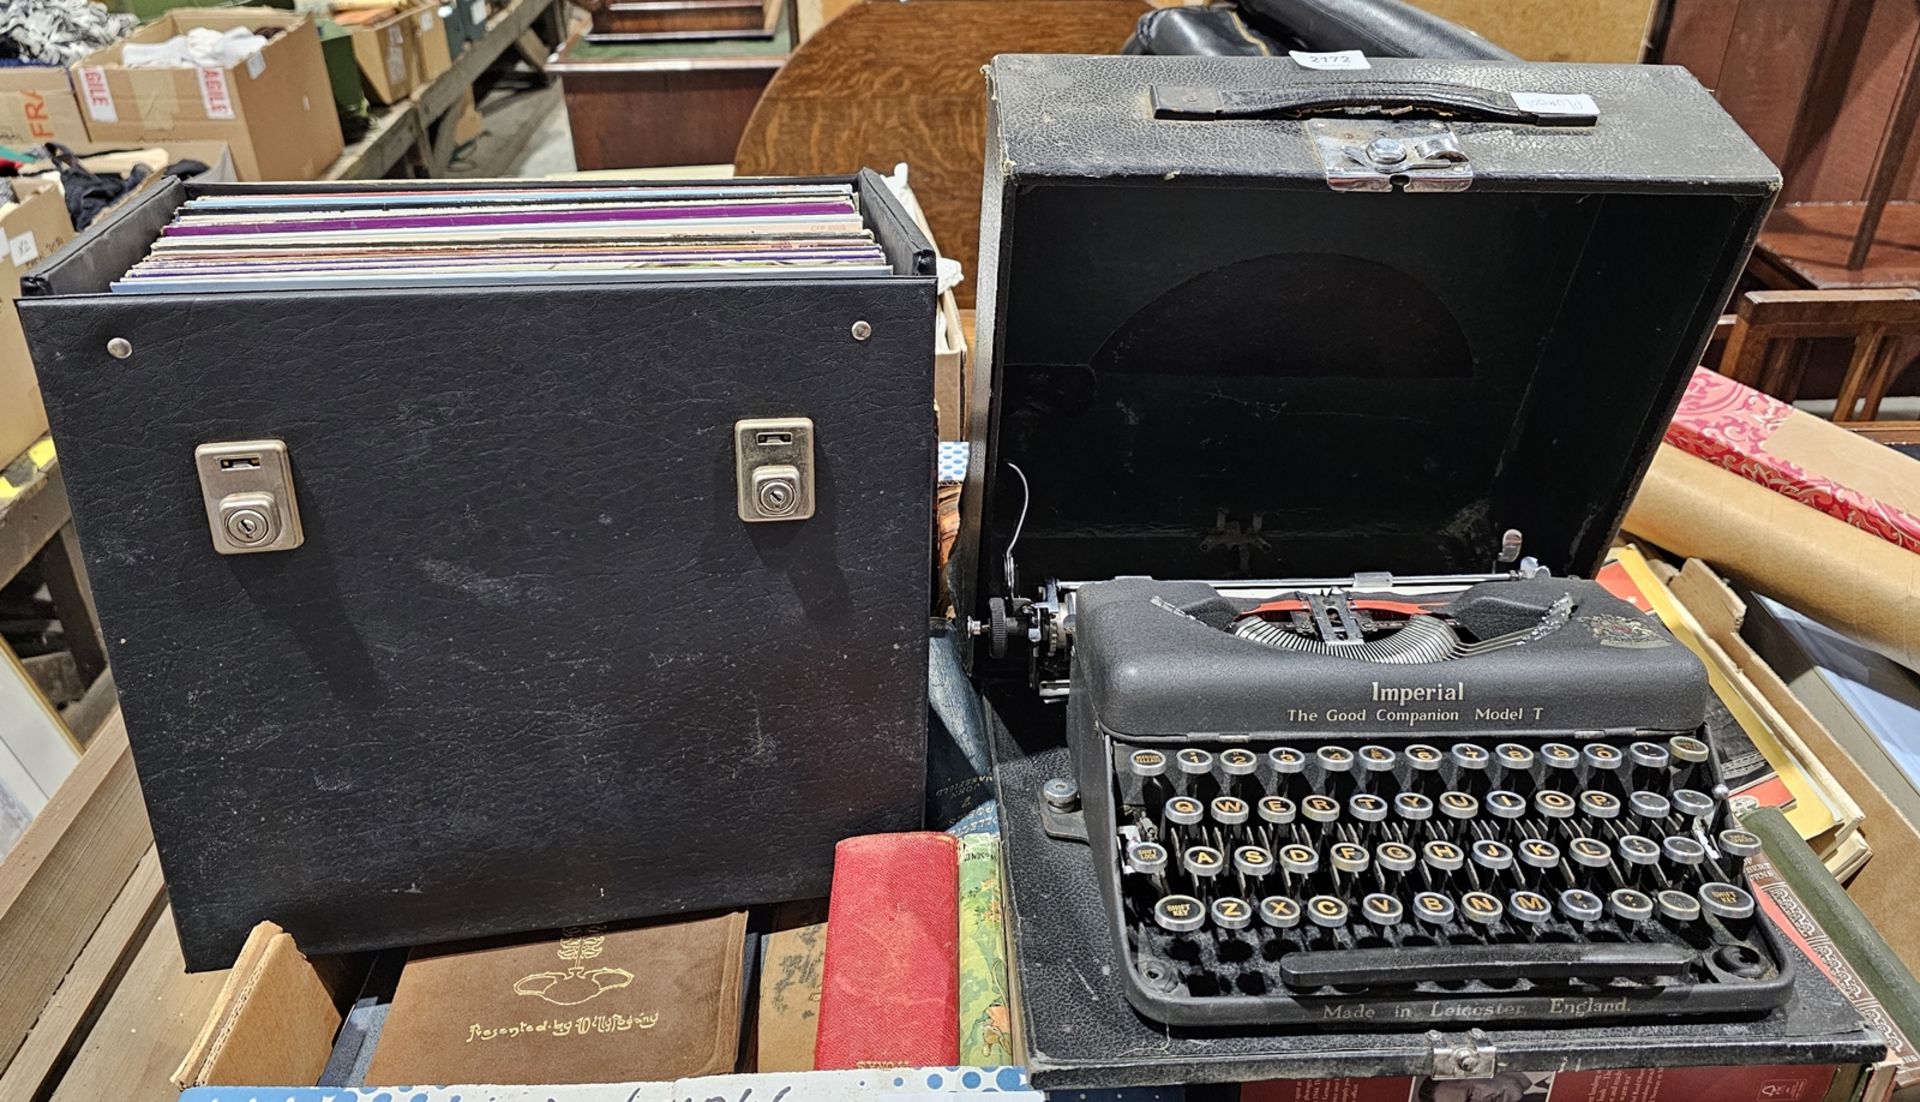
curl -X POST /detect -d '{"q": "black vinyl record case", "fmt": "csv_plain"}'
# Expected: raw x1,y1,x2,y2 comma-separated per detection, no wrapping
20,171,937,971
956,55,1882,1085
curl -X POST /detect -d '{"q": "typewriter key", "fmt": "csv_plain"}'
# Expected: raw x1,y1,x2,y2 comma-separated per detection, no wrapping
1406,744,1443,790
1486,790,1527,819
1129,749,1169,779
1422,840,1465,873
1269,747,1306,775
1316,746,1355,774
1234,845,1274,878
1394,792,1434,821
1450,743,1491,772
1662,835,1707,867
1629,790,1672,822
1558,888,1604,923
1439,790,1479,820
1176,749,1216,798
1657,888,1703,923
1220,748,1259,777
1582,743,1624,774
1165,797,1205,827
1618,834,1661,867
1127,842,1170,876
1518,838,1561,870
1211,796,1251,827
1279,844,1320,876
1258,796,1297,825
1359,744,1397,773
1669,735,1711,786
1534,789,1577,819
1569,836,1613,869
1302,794,1342,824
1378,841,1418,873
1510,890,1553,925
1330,842,1370,875
1541,742,1581,784
1259,895,1302,929
1698,881,1756,921
1184,845,1225,880
1348,793,1389,822
1609,888,1655,923
1307,895,1350,929
1495,743,1535,773
1461,891,1504,925
1579,790,1622,819
1717,828,1763,858
1672,788,1716,822
1361,893,1404,926
1414,891,1456,925
1471,840,1515,873
1629,740,1670,772
1154,894,1207,933
1211,896,1254,931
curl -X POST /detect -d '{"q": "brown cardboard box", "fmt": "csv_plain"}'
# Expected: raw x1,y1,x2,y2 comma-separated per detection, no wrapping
0,179,76,466
337,5,418,104
0,67,88,150
410,1,454,85
1404,0,1658,61
71,9,344,181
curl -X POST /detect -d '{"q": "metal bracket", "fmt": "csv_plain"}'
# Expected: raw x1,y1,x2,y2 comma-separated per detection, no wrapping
1309,119,1473,192
1039,778,1089,843
1426,1028,1498,1079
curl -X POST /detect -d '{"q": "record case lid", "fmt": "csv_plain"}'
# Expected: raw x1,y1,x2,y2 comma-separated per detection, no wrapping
965,55,1778,606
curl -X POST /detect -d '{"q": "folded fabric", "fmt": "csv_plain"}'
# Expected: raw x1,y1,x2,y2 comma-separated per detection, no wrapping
0,0,136,65
123,26,267,69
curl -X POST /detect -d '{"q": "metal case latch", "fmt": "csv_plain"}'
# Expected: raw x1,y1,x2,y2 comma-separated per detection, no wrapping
735,417,816,523
195,440,304,555
1426,1028,1498,1079
1309,119,1473,192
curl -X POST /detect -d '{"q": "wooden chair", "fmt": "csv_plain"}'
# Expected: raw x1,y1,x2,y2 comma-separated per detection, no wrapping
1718,288,1920,421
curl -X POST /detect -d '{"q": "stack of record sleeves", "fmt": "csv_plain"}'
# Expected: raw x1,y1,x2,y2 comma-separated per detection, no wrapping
110,182,892,294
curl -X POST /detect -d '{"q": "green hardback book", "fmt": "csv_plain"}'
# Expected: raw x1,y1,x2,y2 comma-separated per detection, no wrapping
1745,806,1920,1092
957,833,1012,1066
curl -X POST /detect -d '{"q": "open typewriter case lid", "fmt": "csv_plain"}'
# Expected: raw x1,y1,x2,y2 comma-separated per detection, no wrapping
959,55,1779,624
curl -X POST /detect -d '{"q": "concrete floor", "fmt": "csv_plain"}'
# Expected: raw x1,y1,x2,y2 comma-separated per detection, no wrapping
449,79,579,178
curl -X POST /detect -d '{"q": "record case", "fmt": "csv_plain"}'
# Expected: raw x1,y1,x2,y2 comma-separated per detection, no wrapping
19,171,937,970
956,55,1882,1086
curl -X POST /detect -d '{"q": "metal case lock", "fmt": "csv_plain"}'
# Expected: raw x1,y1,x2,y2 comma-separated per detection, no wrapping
735,418,816,523
194,440,304,555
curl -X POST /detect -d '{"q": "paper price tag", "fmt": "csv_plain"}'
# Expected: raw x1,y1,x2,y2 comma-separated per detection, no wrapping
1511,91,1599,118
419,9,434,30
1289,50,1369,71
470,0,487,23
9,231,37,268
246,51,266,79
78,66,116,123
198,68,235,120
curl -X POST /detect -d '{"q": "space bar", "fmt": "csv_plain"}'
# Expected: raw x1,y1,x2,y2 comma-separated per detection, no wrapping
1278,942,1695,987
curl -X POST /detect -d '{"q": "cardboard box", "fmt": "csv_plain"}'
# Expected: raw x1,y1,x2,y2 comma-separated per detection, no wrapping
1404,0,1659,62
0,67,88,150
410,2,454,85
336,5,417,104
71,9,344,181
0,178,77,466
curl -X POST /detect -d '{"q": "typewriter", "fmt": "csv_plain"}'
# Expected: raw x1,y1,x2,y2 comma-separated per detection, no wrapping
992,572,1793,1027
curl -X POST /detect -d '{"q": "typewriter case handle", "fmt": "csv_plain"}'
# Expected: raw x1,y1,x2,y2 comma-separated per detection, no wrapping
1150,82,1599,126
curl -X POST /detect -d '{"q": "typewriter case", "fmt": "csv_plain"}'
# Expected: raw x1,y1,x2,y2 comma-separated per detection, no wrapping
962,56,1883,1086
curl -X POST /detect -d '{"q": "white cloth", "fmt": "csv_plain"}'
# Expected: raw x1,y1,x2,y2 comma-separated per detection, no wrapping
122,26,267,69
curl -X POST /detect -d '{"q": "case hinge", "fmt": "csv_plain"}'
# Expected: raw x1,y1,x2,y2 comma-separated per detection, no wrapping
1426,1028,1498,1079
1309,119,1473,192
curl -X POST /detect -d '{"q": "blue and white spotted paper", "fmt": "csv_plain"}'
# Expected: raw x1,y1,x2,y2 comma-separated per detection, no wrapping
178,1066,1036,1102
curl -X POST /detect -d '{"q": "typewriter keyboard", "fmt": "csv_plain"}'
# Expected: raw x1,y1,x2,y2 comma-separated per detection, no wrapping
1105,737,1792,1024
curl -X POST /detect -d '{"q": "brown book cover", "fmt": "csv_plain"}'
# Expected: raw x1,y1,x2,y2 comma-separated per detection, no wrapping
364,911,748,1086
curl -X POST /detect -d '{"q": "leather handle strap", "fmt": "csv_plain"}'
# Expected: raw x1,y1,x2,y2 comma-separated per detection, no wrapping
1150,82,1598,127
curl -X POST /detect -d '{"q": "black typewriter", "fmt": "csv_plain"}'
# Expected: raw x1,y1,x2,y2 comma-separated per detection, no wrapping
1011,573,1795,1027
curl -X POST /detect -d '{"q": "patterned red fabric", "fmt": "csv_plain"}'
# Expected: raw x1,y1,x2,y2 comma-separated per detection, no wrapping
1665,367,1920,554
814,832,961,1069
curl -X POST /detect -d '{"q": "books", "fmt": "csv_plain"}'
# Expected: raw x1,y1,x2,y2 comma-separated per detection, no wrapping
957,833,1011,1067
757,900,827,1073
111,183,892,293
814,833,960,1069
362,912,748,1086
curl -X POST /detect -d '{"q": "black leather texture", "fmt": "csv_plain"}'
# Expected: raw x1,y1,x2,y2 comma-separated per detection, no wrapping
21,177,938,971
1239,0,1517,60
990,717,1881,1088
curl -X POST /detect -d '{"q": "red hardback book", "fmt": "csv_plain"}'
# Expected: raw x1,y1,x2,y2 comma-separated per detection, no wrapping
814,831,961,1069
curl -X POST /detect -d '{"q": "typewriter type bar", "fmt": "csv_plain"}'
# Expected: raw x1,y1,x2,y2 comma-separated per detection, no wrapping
1104,735,1791,1026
